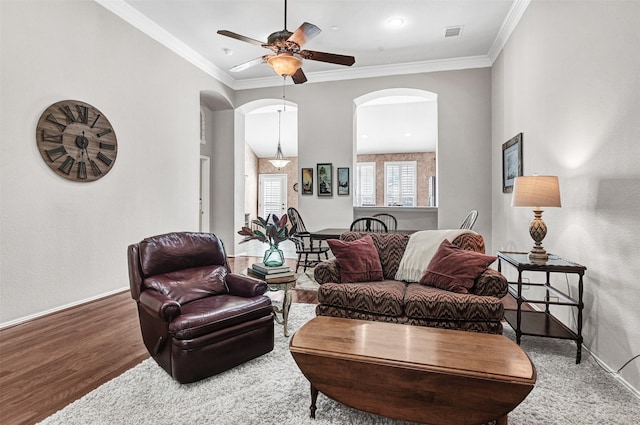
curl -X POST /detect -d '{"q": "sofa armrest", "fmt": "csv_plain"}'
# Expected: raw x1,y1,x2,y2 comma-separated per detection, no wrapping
139,290,181,322
314,259,342,284
473,268,508,298
226,273,268,297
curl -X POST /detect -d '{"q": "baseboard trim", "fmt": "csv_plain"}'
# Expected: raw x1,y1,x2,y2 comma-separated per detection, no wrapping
0,286,130,330
582,345,640,400
521,303,639,399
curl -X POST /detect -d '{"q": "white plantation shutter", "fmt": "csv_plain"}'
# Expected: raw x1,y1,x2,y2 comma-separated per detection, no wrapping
259,174,287,220
355,162,376,206
384,161,416,206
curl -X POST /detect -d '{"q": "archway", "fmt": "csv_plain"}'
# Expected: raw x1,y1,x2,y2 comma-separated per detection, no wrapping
353,89,438,230
236,99,299,257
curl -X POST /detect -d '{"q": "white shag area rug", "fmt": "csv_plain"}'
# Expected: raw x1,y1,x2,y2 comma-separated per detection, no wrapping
39,304,639,424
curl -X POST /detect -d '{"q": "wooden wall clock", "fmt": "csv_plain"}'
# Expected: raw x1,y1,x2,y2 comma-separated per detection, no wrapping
36,100,117,182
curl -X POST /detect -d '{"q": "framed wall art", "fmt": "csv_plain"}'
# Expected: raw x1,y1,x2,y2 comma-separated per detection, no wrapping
502,133,523,193
317,163,333,196
337,167,349,195
301,168,313,195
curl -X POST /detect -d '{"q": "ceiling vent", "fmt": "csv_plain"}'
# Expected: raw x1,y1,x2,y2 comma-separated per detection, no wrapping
444,26,463,37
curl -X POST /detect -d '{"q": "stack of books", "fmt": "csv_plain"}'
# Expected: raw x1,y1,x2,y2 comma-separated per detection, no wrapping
248,262,295,280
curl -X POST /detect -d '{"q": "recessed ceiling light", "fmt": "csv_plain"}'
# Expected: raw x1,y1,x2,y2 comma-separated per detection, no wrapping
331,25,339,31
386,17,405,28
404,132,412,137
361,134,369,139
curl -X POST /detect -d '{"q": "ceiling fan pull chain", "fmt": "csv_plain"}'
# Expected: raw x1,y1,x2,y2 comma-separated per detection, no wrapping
282,76,287,112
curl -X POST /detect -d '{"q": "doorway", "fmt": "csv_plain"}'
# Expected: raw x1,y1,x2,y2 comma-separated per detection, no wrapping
259,174,287,219
199,155,210,232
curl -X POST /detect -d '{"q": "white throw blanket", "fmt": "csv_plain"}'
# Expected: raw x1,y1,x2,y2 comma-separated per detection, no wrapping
394,229,474,282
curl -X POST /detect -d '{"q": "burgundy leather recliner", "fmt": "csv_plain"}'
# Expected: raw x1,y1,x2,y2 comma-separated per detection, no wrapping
128,231,274,384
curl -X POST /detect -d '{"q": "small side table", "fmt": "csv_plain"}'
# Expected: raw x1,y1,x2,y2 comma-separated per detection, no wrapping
497,251,586,363
247,270,298,337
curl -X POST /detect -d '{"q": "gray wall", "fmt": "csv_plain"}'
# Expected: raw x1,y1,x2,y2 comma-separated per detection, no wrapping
491,0,640,392
235,68,493,251
0,0,232,324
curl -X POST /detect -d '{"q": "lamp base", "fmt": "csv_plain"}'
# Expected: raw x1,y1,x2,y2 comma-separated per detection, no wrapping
528,247,549,263
528,208,549,262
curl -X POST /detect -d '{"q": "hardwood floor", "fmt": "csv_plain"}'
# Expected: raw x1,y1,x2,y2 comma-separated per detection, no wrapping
0,256,316,425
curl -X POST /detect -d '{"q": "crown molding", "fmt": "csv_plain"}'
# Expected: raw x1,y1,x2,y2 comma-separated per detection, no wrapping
97,0,529,91
94,0,236,88
233,55,493,90
488,0,531,63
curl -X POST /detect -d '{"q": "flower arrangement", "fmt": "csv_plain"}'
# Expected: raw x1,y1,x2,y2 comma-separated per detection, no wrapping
238,214,290,247
238,214,290,267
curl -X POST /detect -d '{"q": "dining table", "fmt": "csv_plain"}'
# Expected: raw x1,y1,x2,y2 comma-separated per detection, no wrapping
309,228,418,240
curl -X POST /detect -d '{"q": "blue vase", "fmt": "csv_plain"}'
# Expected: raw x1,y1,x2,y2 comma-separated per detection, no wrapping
263,244,284,267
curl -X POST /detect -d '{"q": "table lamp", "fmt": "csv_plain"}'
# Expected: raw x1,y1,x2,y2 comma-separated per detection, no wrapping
512,176,561,262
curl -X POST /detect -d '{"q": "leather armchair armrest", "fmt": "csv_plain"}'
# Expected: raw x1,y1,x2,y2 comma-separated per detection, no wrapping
139,290,181,321
473,268,508,298
314,259,342,284
226,273,268,297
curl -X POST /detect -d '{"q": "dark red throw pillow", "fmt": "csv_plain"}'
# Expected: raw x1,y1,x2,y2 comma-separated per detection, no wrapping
419,240,496,294
327,235,384,283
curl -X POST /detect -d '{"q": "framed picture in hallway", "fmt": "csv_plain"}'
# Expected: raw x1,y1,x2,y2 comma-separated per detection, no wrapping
301,168,313,195
502,133,523,193
317,163,332,196
337,167,349,195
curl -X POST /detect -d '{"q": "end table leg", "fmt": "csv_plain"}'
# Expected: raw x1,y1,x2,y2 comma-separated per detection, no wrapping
576,339,582,364
496,415,508,425
283,283,292,337
310,384,318,419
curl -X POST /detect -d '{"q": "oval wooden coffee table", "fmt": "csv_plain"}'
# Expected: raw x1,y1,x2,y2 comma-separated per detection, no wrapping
290,317,536,425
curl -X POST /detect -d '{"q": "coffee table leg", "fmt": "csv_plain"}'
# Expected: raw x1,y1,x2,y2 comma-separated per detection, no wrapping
310,384,318,419
496,415,508,425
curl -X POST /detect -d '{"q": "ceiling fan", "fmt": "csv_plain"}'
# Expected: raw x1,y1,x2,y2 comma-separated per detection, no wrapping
217,0,355,84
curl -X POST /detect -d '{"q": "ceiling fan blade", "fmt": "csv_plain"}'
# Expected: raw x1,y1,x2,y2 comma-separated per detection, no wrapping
287,22,321,47
217,30,265,47
299,50,355,66
229,56,268,73
291,68,307,84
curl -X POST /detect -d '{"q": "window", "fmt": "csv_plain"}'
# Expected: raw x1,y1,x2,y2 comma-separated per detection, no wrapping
259,174,287,219
384,161,416,206
354,162,376,206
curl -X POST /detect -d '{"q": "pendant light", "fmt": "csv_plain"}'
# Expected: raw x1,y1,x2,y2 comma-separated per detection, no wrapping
269,77,290,169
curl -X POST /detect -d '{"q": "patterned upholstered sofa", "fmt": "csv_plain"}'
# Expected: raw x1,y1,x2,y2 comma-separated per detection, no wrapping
314,231,508,334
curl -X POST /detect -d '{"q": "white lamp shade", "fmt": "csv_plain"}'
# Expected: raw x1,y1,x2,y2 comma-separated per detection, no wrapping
512,176,561,208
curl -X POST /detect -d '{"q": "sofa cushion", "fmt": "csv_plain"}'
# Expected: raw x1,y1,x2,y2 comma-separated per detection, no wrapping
394,230,474,282
419,240,497,294
340,232,409,280
144,265,229,304
317,280,406,317
404,283,504,322
327,235,383,283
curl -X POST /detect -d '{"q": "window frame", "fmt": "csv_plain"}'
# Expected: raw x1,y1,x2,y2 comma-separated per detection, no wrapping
384,161,417,207
354,162,376,207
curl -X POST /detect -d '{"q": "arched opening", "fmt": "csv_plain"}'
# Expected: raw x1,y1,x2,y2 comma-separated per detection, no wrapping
353,88,438,229
236,99,298,257
199,90,235,244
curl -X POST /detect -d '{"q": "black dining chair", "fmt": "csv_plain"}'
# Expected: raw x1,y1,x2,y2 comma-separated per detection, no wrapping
287,207,330,272
350,217,388,233
373,213,398,231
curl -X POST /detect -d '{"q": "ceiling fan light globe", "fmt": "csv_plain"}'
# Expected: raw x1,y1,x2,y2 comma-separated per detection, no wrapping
268,53,302,76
